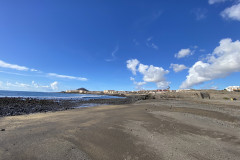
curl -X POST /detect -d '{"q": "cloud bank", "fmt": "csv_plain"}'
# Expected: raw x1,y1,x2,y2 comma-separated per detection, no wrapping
181,38,240,89
127,59,170,89
0,81,59,91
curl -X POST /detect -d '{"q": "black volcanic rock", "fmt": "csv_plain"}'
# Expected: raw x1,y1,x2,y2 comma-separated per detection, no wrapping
0,95,150,117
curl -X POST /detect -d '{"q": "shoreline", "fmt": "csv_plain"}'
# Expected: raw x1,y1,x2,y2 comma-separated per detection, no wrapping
0,95,150,117
1,89,240,117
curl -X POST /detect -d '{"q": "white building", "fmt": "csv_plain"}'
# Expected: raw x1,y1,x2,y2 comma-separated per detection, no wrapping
225,86,240,92
103,90,115,94
78,90,87,93
176,89,191,92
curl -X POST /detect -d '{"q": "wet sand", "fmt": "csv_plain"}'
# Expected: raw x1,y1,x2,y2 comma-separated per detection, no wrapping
0,99,240,160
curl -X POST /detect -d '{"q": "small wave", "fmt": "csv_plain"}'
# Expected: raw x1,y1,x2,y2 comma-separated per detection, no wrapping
0,90,123,100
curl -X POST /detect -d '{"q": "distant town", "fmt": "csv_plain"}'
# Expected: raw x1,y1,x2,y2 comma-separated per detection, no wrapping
63,86,240,95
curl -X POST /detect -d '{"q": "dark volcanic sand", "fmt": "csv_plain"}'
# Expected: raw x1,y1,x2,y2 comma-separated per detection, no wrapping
0,99,240,160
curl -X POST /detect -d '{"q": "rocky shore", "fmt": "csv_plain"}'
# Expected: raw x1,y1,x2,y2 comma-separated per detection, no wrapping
0,95,150,117
2,90,240,117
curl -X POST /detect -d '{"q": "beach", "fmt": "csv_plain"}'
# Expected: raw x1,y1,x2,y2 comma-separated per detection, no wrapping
1,1,240,159
0,98,240,160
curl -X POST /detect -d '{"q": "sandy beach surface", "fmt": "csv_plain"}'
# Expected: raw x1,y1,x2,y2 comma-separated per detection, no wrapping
0,99,240,160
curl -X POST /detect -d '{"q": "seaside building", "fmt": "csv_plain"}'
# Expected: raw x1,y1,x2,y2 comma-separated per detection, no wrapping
78,90,87,94
103,90,116,94
89,91,103,94
176,89,191,92
156,89,169,92
65,90,87,93
65,90,79,93
225,86,240,92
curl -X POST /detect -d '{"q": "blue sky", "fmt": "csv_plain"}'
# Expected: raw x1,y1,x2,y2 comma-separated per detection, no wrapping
0,0,240,92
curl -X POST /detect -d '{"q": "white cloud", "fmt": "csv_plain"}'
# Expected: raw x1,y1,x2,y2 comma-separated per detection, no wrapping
0,70,30,76
151,43,159,50
147,37,152,41
192,8,207,20
127,59,170,89
136,81,147,86
156,81,171,89
138,64,149,73
193,45,198,49
30,69,38,72
32,81,38,87
16,82,31,88
105,46,119,62
208,0,228,5
175,48,193,58
50,81,58,90
146,37,159,50
0,60,88,89
130,77,135,81
200,82,219,90
0,60,39,73
210,86,219,90
48,73,87,81
170,64,188,72
6,82,30,88
0,60,88,82
0,60,29,71
2,81,59,91
138,64,170,88
6,82,14,87
126,59,140,75
181,38,240,89
31,81,49,89
221,3,240,21
130,76,147,90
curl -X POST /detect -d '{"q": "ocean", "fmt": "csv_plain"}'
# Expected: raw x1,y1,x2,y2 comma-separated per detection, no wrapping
0,90,122,100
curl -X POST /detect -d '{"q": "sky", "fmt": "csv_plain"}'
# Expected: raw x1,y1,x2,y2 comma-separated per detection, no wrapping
0,0,240,92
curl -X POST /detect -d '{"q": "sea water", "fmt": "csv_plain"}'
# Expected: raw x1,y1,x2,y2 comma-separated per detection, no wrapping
0,90,122,100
